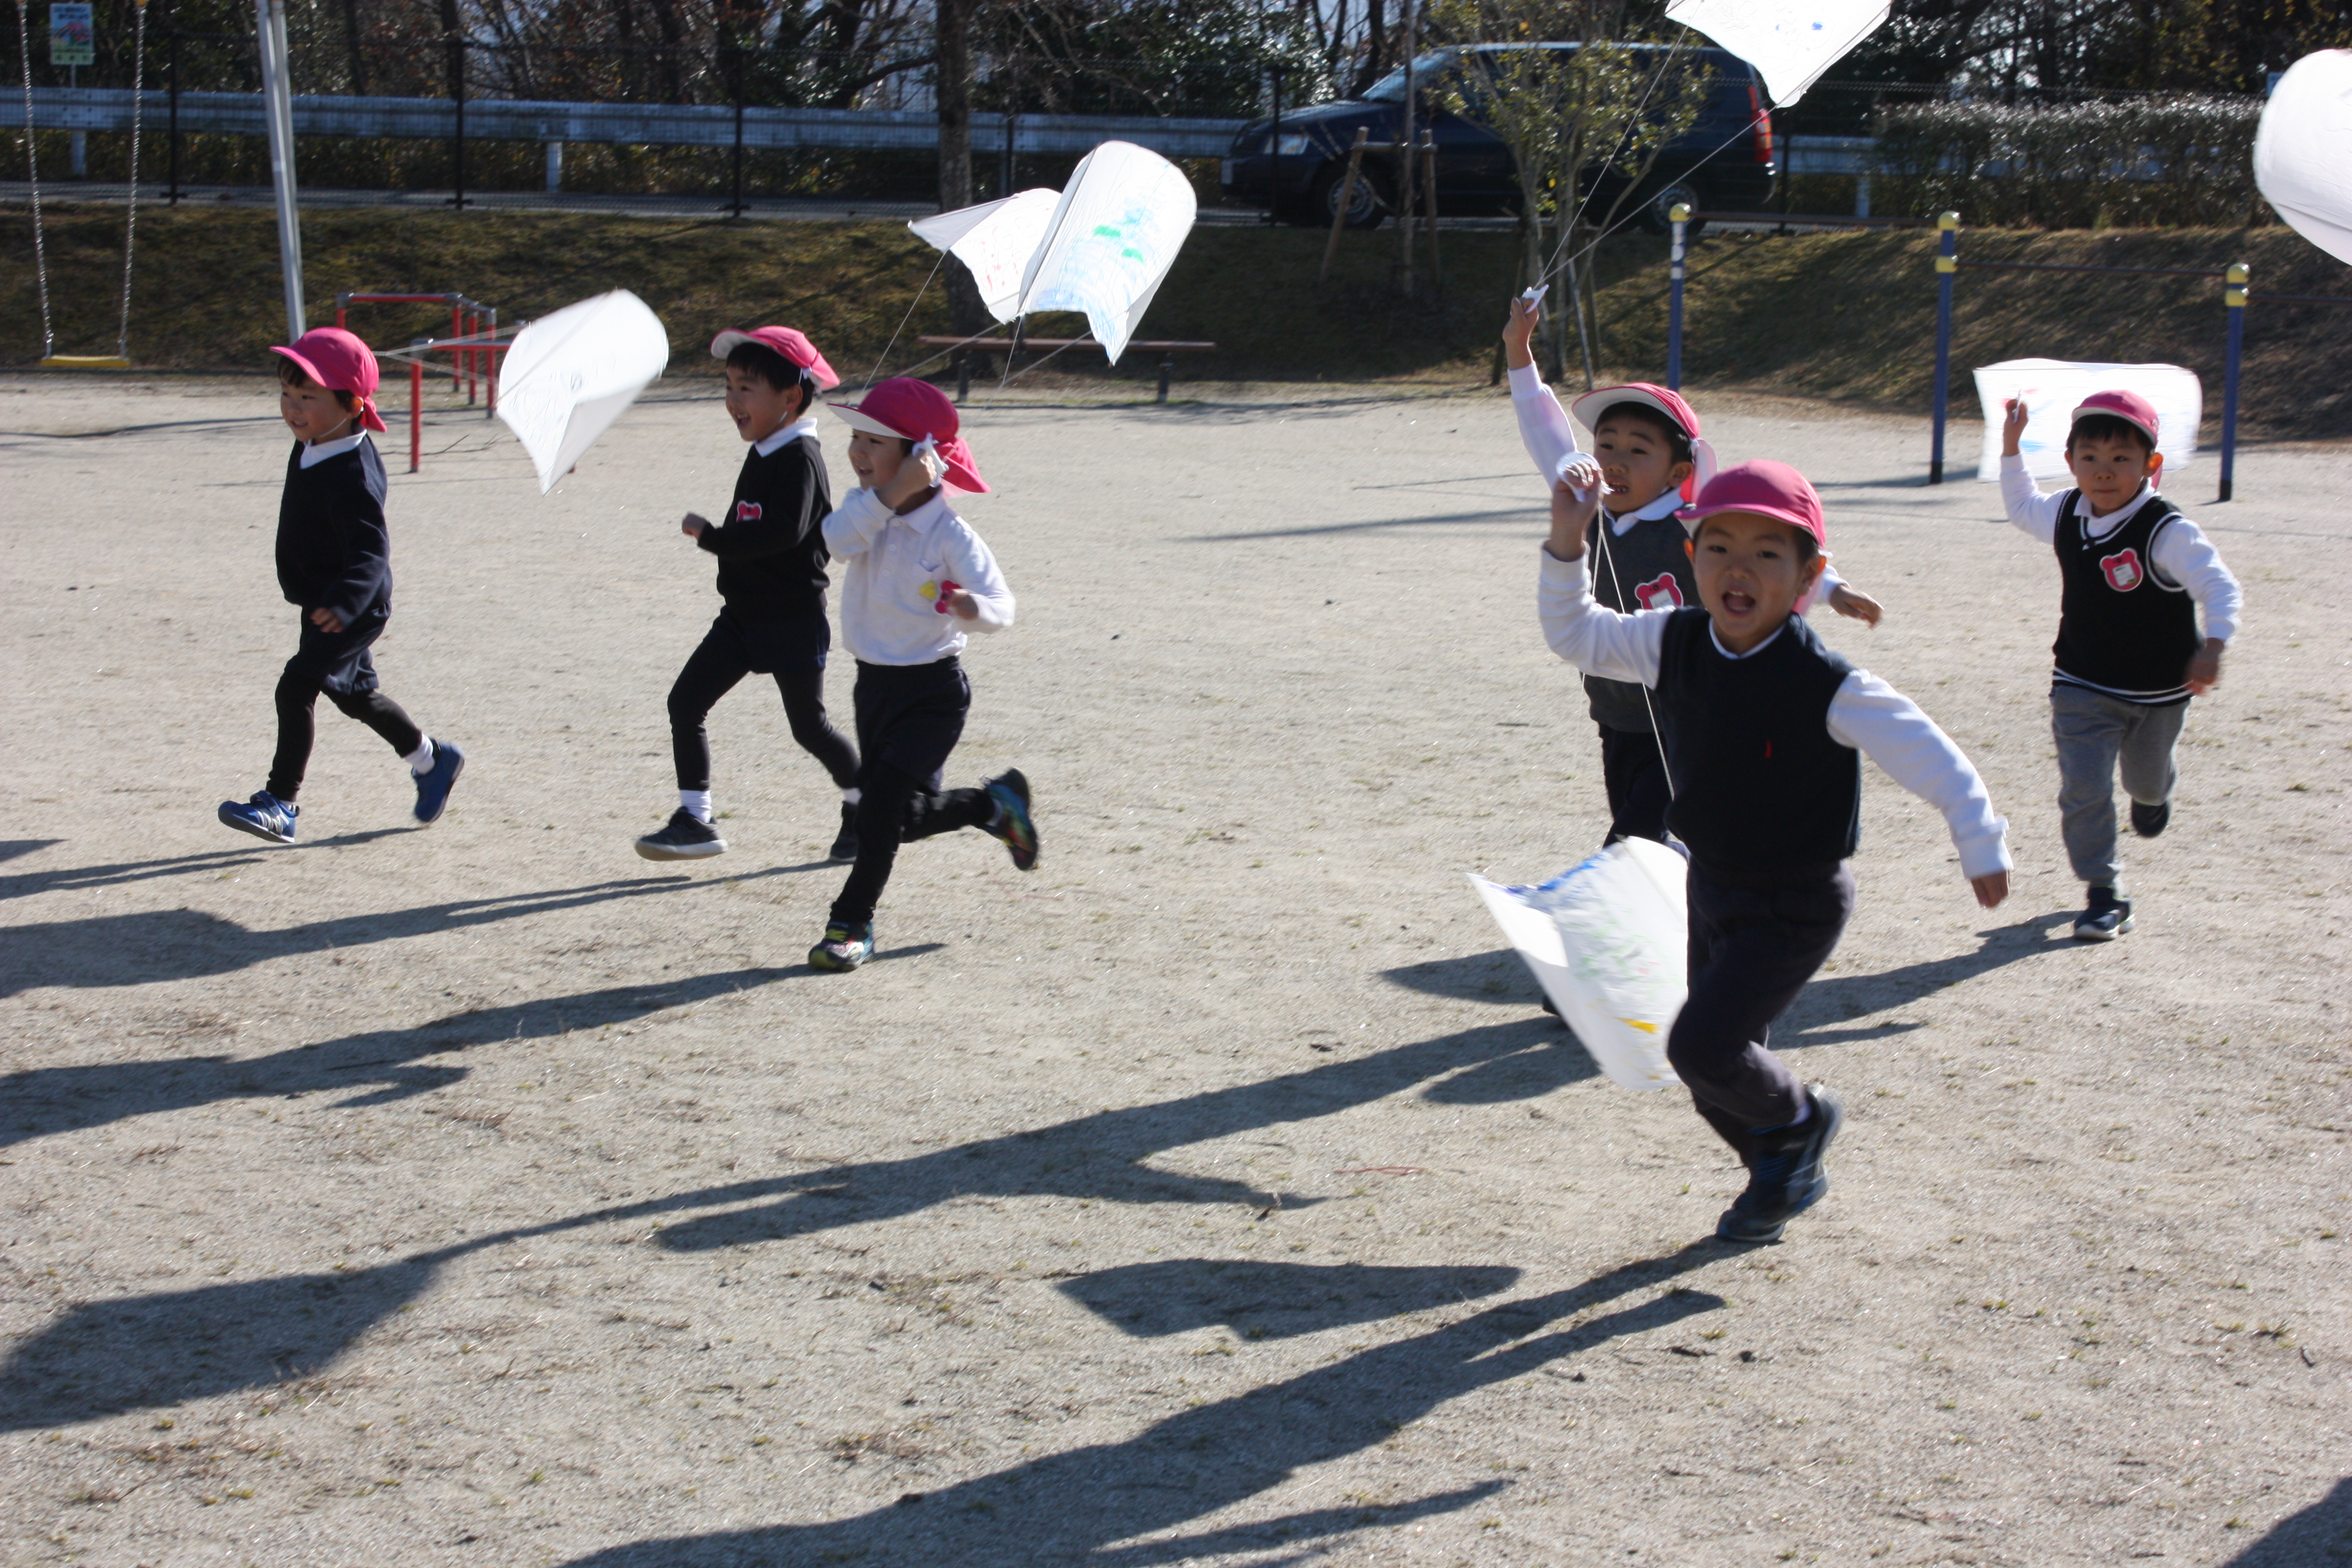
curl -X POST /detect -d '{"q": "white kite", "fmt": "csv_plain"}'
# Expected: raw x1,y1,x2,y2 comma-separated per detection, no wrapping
1664,0,1890,105
2255,49,2352,266
494,290,672,493
1469,838,1689,1092
1972,358,2202,484
908,189,1063,324
1017,140,1198,363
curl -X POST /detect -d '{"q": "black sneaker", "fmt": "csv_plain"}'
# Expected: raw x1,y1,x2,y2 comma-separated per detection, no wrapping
1716,1084,1845,1244
2073,885,2132,941
809,919,874,971
2129,799,2170,839
636,809,726,861
981,769,1037,870
829,802,859,863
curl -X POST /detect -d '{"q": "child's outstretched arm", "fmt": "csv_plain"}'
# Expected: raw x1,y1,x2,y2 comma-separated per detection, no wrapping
1804,560,1884,627
1825,673,2012,907
939,522,1015,631
1501,296,1599,493
1997,398,2067,543
2146,516,2240,694
1537,477,1666,684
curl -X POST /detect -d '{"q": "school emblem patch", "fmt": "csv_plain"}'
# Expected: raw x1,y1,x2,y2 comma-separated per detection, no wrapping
737,500,763,522
1634,572,1684,611
2100,547,2144,592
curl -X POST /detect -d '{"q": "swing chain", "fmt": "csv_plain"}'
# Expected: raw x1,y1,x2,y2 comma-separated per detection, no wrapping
118,0,146,361
14,0,54,360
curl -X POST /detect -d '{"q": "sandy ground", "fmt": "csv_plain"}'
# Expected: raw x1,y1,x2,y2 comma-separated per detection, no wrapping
1,369,2346,1568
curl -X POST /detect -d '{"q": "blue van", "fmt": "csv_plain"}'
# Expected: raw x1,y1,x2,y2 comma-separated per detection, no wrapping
1221,43,1777,232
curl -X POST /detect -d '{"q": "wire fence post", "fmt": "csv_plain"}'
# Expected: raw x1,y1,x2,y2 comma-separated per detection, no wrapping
1930,210,1958,484
1665,202,1689,391
2219,261,2246,504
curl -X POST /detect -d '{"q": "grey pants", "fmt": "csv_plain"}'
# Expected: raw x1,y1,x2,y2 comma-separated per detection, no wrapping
2050,683,2188,888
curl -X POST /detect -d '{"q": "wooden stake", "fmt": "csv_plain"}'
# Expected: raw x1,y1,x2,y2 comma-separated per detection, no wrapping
1320,128,1369,284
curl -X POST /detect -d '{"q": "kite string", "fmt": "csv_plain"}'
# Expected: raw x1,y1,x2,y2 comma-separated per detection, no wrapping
1589,514,1676,799
1544,35,1687,277
863,249,946,390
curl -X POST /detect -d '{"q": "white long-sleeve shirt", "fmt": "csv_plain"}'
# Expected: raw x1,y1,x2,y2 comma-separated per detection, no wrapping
820,487,1014,666
1999,455,2240,645
1508,363,1847,601
1538,548,2012,879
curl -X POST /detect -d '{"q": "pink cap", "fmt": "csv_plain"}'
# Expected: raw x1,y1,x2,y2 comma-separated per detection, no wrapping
710,325,841,391
270,327,387,434
1681,459,1826,548
2070,389,2161,448
1568,382,1717,503
829,377,988,494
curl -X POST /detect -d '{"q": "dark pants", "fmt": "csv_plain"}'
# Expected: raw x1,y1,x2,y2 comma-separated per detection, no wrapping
1666,862,1855,1163
268,613,423,802
1598,721,1674,845
667,612,858,793
828,658,994,927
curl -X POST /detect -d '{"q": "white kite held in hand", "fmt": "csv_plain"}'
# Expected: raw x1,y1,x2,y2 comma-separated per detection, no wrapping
1663,0,1890,105
494,290,672,493
2256,50,2352,266
1971,358,2202,484
1469,839,1690,1092
907,189,1063,324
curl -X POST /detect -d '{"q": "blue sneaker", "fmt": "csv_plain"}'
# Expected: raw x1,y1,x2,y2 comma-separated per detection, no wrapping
219,791,298,845
413,740,465,825
982,769,1037,870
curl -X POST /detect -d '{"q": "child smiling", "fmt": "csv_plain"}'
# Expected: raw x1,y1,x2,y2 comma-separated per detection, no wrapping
1539,460,2011,1243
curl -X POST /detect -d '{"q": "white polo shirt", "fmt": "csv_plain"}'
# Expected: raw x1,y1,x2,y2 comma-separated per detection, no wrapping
820,487,1015,666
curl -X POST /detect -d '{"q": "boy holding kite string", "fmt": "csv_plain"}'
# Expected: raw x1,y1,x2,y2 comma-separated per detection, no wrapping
1539,459,2011,1243
638,327,863,865
219,328,464,843
1500,296,1884,848
1998,391,2241,942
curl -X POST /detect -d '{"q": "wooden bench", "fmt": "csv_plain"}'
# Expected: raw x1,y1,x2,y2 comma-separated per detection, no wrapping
915,336,1217,403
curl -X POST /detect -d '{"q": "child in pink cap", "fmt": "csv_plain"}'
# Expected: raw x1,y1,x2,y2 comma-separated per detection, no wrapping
805,377,1035,971
1500,295,1885,850
1539,459,2012,1243
217,328,462,843
1999,391,2241,941
635,325,864,865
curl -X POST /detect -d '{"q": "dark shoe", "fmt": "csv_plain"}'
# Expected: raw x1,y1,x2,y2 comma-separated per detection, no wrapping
828,802,859,863
636,809,726,861
412,740,465,825
2073,885,2133,941
982,769,1038,870
218,791,298,845
809,919,874,972
2130,799,2170,839
1716,1084,1845,1244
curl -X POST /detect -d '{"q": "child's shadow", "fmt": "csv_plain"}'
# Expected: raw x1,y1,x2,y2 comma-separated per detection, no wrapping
1786,913,2077,1042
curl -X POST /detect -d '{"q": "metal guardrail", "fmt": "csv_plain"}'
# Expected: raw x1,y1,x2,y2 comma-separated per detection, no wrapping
1,86,1249,158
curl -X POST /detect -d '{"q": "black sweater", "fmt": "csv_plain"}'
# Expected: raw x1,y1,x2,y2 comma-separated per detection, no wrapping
694,432,834,619
275,438,393,627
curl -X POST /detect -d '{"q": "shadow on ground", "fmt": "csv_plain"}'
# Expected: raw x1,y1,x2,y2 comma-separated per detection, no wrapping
1058,1260,1522,1340
2223,1478,2352,1565
558,1247,1725,1567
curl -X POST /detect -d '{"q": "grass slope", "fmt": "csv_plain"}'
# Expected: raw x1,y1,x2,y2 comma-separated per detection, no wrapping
4,206,2347,438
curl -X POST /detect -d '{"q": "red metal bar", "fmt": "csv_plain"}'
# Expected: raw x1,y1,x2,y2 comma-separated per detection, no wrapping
334,306,346,329
409,357,423,473
486,308,499,416
449,305,464,391
466,311,481,405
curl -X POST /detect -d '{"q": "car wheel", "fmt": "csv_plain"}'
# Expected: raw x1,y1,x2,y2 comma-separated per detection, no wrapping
1315,164,1388,230
1634,177,1706,236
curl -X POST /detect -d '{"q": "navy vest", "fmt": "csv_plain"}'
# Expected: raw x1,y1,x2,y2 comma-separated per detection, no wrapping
1583,509,1696,732
1656,609,1860,875
2050,489,2200,704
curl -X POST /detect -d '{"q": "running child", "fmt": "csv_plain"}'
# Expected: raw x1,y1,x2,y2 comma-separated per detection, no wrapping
635,326,863,863
1539,459,2012,1243
1999,391,2241,941
807,377,1037,972
1500,295,1885,846
218,328,463,843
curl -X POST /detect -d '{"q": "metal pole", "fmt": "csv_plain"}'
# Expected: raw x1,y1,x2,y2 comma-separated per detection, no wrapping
409,345,423,473
1929,211,1957,484
486,306,498,418
1420,129,1439,293
450,35,466,210
1396,0,1415,292
255,0,304,338
166,29,179,205
1666,203,1689,390
449,298,462,391
1266,66,1283,225
729,43,745,217
2219,262,2246,503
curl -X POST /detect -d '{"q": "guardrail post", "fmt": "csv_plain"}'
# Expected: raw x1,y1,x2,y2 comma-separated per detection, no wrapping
2219,262,2246,503
409,346,424,473
1666,202,1689,391
1930,211,1958,484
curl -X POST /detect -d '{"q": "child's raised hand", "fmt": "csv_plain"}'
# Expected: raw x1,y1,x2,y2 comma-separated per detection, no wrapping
1970,869,2010,909
1501,293,1541,369
1545,472,1597,561
1828,582,1883,627
1558,454,1602,498
680,511,709,538
2000,397,2030,456
2185,639,2224,695
878,439,945,510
